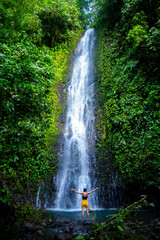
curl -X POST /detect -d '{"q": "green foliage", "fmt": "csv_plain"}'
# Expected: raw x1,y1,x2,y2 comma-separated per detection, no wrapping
0,0,83,205
77,0,94,25
38,0,82,47
0,0,83,46
77,236,87,240
15,204,46,223
79,196,149,240
0,39,56,202
95,0,160,191
0,187,12,205
94,0,123,29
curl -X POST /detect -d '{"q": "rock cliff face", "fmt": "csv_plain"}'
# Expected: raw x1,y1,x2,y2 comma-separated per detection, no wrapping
94,51,126,209
94,139,126,208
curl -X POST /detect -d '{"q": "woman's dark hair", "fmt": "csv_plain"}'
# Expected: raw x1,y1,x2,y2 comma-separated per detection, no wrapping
83,188,87,192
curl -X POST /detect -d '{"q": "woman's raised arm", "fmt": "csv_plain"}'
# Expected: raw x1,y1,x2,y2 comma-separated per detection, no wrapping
87,187,99,195
71,189,83,195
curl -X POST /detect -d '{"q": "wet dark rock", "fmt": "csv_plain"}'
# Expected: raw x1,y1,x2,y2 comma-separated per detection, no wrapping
24,234,34,240
37,230,44,236
155,226,160,231
69,225,74,231
136,228,147,234
25,223,34,231
127,234,146,240
10,213,160,240
37,237,44,240
41,222,47,227
64,225,70,233
55,220,63,227
53,232,66,240
149,223,155,227
44,231,55,240
128,222,137,227
52,223,56,228
124,226,131,232
154,236,160,240
64,220,69,224
48,219,53,224
83,220,91,225
36,225,42,230
76,220,83,224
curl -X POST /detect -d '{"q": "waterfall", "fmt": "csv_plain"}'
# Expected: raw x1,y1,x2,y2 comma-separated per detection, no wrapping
54,29,97,210
36,186,41,209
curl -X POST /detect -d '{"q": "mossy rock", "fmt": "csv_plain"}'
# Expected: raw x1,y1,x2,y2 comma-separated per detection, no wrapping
128,234,147,240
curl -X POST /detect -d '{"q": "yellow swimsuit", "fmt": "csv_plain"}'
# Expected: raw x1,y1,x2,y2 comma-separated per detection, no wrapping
81,196,89,208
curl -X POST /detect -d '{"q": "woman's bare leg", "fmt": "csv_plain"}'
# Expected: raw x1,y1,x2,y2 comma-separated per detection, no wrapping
82,207,84,220
86,207,89,220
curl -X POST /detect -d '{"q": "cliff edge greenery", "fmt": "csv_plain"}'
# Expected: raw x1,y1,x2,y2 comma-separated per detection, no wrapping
94,0,160,200
0,0,84,206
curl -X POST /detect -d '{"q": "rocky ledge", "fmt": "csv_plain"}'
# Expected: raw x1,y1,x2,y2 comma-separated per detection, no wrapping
11,217,160,240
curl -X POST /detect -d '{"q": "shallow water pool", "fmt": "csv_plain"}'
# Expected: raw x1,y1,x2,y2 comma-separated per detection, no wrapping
45,209,158,222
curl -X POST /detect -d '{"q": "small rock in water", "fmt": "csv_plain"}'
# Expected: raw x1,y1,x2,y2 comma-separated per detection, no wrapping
69,225,74,231
83,220,91,225
64,225,70,233
64,220,69,224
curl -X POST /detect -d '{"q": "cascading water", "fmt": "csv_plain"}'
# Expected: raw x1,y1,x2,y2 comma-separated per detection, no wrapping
54,29,97,210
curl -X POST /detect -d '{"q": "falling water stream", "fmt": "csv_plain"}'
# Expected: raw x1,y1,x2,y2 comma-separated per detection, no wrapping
54,29,97,210
35,28,124,211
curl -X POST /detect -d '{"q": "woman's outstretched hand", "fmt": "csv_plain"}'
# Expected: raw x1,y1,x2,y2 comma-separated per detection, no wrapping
96,187,99,190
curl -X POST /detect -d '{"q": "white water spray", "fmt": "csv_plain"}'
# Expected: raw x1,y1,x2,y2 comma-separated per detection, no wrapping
55,29,97,209
36,186,41,209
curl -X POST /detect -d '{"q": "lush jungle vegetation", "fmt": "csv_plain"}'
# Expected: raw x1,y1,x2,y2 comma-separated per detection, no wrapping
94,0,160,202
0,0,84,207
0,0,159,238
